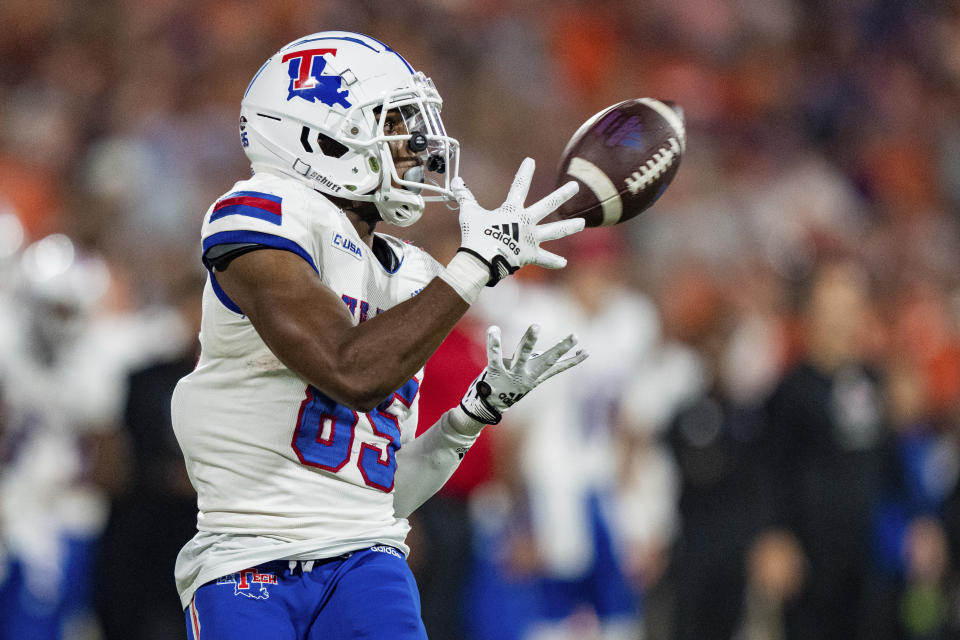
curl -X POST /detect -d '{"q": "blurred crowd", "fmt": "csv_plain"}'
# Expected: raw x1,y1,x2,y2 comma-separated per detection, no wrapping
3,0,960,638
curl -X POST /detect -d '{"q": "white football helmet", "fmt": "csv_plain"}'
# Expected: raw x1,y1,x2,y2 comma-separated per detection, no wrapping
240,31,460,227
17,234,110,350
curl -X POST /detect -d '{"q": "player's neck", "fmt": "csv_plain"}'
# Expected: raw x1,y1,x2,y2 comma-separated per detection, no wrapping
330,195,379,247
345,209,379,247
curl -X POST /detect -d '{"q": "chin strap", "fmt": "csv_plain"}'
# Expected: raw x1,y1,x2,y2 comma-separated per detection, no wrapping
373,188,424,227
373,170,425,227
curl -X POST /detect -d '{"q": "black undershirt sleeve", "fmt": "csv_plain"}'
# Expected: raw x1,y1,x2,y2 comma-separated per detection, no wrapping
202,243,266,272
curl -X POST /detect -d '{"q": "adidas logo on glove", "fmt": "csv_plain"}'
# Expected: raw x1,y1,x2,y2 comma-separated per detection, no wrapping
444,159,583,291
497,391,525,407
483,223,521,256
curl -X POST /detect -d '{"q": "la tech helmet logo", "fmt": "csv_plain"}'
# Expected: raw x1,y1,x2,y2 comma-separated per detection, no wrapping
282,48,352,108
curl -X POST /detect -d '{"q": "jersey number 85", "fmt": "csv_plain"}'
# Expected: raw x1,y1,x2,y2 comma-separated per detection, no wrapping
291,379,418,492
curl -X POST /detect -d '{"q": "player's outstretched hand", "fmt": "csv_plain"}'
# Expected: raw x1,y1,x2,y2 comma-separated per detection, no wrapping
460,324,588,425
453,158,584,286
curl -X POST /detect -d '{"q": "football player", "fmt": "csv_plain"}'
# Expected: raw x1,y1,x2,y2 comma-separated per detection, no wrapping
0,234,128,639
173,31,587,639
470,230,659,640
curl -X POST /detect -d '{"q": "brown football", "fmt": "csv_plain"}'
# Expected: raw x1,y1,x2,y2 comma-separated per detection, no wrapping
556,98,685,227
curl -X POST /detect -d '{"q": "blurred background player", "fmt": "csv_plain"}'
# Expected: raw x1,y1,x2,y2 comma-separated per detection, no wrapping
0,234,130,640
471,229,662,640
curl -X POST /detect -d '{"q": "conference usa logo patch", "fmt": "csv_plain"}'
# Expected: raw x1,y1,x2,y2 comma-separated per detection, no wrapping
217,568,278,600
332,232,363,259
282,48,351,108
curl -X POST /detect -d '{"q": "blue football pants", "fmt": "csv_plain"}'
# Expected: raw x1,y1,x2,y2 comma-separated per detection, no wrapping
0,536,97,640
186,546,427,640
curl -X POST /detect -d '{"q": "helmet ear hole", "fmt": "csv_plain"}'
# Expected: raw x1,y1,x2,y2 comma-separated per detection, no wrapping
317,133,348,158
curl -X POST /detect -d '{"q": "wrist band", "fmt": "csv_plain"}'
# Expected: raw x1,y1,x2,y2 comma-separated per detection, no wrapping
446,405,488,438
439,252,489,304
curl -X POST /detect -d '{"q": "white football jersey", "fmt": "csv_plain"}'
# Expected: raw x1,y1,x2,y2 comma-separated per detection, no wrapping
172,169,444,607
0,303,125,576
476,279,661,578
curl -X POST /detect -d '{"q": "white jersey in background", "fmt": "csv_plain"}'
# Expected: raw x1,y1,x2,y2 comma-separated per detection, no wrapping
477,279,661,578
0,305,125,583
172,170,444,607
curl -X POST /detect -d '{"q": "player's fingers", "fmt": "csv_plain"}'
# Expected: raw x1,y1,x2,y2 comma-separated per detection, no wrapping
535,217,585,244
532,248,567,270
531,334,579,375
505,157,536,206
541,348,590,382
530,181,579,223
485,325,505,372
510,324,540,370
452,176,478,206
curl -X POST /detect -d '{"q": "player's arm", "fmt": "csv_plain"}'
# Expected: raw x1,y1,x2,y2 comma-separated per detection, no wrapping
85,426,132,496
216,250,470,411
392,324,587,518
217,159,582,412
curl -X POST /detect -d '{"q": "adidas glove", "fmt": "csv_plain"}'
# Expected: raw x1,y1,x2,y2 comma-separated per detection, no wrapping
440,158,584,303
460,324,589,426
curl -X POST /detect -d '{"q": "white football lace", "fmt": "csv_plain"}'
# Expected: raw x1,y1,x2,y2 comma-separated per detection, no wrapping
625,137,681,194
